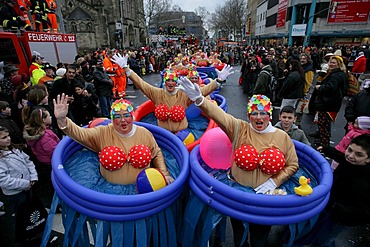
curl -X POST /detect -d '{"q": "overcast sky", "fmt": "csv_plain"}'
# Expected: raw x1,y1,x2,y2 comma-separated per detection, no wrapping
172,0,226,13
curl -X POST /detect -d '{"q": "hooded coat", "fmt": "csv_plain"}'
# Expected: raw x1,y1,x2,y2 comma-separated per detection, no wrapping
23,129,60,165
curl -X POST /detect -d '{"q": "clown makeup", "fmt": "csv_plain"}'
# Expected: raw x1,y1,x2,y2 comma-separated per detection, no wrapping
189,76,199,84
165,79,177,93
249,110,270,131
112,113,132,120
112,110,134,134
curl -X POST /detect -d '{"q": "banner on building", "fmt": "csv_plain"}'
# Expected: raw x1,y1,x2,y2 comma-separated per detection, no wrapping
246,18,251,35
327,0,370,23
291,24,307,36
276,0,288,28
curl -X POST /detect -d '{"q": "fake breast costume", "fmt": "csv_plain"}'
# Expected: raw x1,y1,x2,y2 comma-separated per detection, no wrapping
198,99,299,188
61,118,169,185
129,71,218,133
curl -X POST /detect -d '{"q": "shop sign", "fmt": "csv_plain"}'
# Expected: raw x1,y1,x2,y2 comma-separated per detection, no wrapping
291,24,307,36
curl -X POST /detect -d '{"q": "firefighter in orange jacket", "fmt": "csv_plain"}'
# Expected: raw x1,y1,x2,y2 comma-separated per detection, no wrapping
104,50,127,98
16,0,32,30
114,63,127,98
45,0,57,33
103,51,118,98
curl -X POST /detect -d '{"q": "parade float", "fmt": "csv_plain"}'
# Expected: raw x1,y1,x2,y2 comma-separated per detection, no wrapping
41,122,189,247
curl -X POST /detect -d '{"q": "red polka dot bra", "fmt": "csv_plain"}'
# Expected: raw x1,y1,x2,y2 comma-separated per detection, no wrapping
98,144,152,171
154,104,186,122
233,145,286,175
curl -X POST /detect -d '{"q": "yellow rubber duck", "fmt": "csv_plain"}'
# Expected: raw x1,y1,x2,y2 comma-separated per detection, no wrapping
294,176,313,196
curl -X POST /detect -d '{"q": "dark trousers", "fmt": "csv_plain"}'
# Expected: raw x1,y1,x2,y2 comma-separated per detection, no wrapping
230,218,271,247
98,96,112,118
318,111,332,146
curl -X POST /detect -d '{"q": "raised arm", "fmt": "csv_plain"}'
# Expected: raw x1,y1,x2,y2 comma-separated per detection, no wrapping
53,93,69,129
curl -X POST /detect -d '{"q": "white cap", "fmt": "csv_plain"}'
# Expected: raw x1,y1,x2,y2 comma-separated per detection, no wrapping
318,64,329,73
363,79,370,89
358,116,370,130
56,68,66,77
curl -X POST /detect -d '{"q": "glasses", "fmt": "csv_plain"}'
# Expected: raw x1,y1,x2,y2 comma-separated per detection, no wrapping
250,111,269,116
113,113,132,120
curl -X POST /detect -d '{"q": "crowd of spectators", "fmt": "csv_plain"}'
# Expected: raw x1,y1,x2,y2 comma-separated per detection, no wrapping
0,40,370,245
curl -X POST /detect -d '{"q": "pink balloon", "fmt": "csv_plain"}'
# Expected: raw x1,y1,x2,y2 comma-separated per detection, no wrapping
200,127,233,170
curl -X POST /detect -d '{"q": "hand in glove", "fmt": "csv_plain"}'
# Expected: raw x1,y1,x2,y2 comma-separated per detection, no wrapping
215,64,235,81
111,53,129,68
177,76,202,102
254,178,277,195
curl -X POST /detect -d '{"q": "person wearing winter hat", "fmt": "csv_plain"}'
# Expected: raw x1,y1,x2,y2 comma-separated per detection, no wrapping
1,63,20,102
53,96,174,185
38,63,56,94
29,53,45,85
333,116,370,157
175,78,299,246
352,51,367,74
55,68,66,80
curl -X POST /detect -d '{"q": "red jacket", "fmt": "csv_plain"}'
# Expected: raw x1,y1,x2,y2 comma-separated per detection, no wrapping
352,55,366,73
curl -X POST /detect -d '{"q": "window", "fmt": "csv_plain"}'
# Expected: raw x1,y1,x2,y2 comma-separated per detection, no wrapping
0,38,20,64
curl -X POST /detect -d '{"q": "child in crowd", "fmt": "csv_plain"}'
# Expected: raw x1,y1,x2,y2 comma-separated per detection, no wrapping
330,116,370,169
295,134,370,246
0,101,26,147
274,106,311,145
23,108,60,166
73,83,99,126
0,126,38,214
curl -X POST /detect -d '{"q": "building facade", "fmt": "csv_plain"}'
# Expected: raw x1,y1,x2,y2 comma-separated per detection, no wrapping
246,0,370,47
149,11,206,41
58,0,146,50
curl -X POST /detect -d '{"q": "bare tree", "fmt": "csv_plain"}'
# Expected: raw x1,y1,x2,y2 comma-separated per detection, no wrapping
144,0,174,27
172,4,183,12
195,6,211,35
209,0,247,40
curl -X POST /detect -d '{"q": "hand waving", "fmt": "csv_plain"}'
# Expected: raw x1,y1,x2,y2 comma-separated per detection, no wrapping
177,76,202,101
111,53,129,68
216,64,235,81
53,93,69,120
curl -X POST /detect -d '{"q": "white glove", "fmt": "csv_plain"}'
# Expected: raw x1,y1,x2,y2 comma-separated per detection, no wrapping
111,53,129,68
177,76,202,101
254,178,277,195
215,64,234,81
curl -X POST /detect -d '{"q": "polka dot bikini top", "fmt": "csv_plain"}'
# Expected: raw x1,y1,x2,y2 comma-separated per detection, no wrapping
99,144,152,171
154,104,186,122
233,144,286,175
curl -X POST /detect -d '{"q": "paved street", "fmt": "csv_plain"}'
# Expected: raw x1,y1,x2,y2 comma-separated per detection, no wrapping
1,65,369,246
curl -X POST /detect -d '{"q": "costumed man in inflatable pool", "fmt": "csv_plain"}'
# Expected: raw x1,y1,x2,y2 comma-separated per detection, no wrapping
53,95,174,185
177,75,299,247
112,53,232,133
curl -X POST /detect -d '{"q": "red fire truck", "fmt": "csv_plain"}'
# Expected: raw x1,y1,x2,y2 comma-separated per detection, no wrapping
0,31,78,75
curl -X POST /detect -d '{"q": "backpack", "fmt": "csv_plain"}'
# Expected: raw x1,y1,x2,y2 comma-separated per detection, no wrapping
346,72,360,97
261,70,278,103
